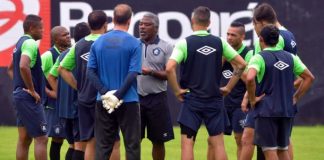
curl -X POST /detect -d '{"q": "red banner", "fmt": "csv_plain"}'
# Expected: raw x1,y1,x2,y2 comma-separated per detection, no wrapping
0,0,51,67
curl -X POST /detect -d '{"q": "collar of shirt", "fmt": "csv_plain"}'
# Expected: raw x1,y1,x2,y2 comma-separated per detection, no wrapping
140,35,160,45
24,34,32,39
237,43,246,55
278,25,287,31
193,30,210,36
85,34,101,41
264,47,280,51
53,45,61,54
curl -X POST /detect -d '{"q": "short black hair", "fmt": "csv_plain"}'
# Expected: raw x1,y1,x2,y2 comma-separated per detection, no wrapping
230,21,245,34
230,21,245,29
23,14,42,32
88,10,107,30
114,4,132,25
192,6,210,26
74,22,91,42
253,3,278,24
260,24,279,46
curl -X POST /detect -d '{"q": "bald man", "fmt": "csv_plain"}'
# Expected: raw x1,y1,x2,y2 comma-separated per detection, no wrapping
87,4,142,160
41,26,71,160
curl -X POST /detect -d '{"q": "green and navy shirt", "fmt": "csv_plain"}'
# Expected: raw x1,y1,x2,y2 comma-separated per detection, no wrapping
41,46,60,77
49,49,78,118
221,44,253,107
60,34,101,108
248,47,305,84
20,34,39,68
170,30,238,99
13,34,45,103
248,47,306,117
254,26,298,56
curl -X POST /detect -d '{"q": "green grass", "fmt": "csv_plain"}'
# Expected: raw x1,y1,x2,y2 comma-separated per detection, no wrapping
1,126,323,159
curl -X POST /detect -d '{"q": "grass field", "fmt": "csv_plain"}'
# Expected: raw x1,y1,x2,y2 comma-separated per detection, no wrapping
0,126,323,159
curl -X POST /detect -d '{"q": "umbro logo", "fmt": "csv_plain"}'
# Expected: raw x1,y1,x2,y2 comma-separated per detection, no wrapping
291,40,296,48
80,52,90,61
55,127,60,134
239,119,246,128
40,124,47,133
196,46,216,55
163,133,168,137
222,70,233,79
274,61,289,70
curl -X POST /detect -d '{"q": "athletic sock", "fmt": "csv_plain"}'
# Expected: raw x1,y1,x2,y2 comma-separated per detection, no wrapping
65,147,74,160
50,141,63,160
72,150,84,160
257,146,266,160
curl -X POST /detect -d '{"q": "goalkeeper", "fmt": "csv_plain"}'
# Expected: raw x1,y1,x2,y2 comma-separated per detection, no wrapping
87,4,142,160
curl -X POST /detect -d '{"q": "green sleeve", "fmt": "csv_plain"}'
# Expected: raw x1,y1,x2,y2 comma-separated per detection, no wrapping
247,54,265,83
49,57,60,78
292,55,307,76
244,50,254,63
221,38,238,61
253,40,261,55
41,51,53,77
276,35,285,50
21,39,38,68
169,39,187,63
60,45,76,70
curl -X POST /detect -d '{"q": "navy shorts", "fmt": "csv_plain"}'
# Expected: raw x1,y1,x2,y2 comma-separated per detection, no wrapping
254,117,293,150
224,106,246,135
78,104,95,141
13,88,47,137
244,110,256,129
45,106,65,138
62,118,80,144
140,92,174,143
177,94,228,136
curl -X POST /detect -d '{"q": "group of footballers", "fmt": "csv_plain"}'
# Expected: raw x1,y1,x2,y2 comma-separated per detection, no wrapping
8,2,314,160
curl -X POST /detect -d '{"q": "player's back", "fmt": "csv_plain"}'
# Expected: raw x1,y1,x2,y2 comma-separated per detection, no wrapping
279,27,297,55
91,30,142,102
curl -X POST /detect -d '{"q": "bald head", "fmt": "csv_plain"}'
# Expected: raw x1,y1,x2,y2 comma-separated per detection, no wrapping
51,26,67,40
113,4,132,25
51,26,71,50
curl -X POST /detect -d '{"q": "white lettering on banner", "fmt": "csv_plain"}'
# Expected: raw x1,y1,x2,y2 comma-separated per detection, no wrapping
60,2,93,30
158,12,192,44
59,2,258,45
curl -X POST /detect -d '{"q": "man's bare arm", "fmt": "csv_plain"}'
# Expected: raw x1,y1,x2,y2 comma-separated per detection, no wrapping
58,66,77,90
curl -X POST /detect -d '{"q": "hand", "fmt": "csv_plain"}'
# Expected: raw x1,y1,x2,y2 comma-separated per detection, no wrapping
142,67,152,75
250,93,265,109
175,89,189,102
293,96,298,105
220,86,231,96
241,96,249,113
101,90,123,113
23,88,41,104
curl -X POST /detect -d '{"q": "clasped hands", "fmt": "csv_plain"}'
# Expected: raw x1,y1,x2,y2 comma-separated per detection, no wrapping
101,90,123,114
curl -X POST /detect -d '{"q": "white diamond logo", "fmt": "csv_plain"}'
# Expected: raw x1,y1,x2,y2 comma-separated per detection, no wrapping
80,52,90,61
291,40,296,48
222,70,233,79
196,46,216,55
274,61,289,70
